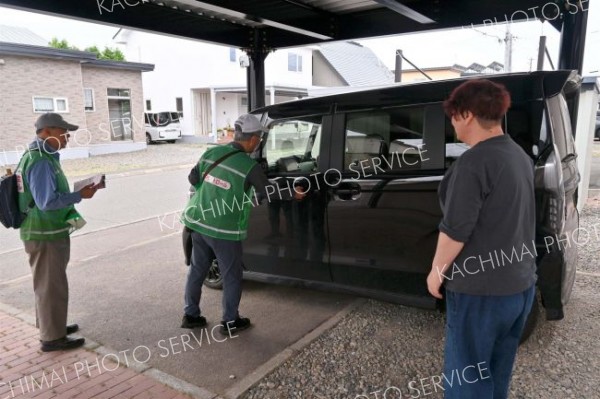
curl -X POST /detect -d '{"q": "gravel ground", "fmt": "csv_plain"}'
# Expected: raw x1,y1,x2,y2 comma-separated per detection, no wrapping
240,203,600,399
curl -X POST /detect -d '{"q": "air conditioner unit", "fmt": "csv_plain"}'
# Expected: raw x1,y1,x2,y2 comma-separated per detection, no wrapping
239,55,250,68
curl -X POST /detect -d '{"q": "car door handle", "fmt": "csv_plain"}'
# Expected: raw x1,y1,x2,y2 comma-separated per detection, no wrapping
332,183,361,201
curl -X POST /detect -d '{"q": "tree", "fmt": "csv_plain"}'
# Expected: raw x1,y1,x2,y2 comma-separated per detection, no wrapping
84,45,126,61
101,47,125,61
49,37,79,51
49,39,126,61
84,45,101,58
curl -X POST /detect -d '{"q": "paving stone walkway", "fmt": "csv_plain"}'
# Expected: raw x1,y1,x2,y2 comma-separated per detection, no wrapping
0,312,191,399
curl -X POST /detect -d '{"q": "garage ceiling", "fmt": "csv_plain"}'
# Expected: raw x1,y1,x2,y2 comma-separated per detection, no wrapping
0,0,564,50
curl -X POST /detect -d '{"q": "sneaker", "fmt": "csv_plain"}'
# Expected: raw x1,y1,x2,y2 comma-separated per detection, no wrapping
220,316,251,336
41,337,85,352
181,315,207,329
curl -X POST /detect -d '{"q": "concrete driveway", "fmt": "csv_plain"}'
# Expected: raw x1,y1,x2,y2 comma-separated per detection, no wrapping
0,165,357,398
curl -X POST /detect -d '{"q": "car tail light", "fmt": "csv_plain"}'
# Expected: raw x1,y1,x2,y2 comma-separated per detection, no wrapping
536,146,565,234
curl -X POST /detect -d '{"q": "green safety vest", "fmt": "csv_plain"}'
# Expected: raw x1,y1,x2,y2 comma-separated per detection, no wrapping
182,145,257,241
16,150,82,241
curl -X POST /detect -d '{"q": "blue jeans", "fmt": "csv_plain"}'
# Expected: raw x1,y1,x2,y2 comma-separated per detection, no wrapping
444,285,535,399
184,231,243,322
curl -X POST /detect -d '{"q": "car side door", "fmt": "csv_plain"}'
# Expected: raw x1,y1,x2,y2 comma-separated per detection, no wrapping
243,114,333,283
325,103,447,307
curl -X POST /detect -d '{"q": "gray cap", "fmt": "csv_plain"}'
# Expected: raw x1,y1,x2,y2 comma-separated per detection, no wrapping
35,113,79,132
234,114,265,135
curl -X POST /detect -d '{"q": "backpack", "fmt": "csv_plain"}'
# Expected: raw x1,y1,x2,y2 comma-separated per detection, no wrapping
0,171,27,229
0,150,37,229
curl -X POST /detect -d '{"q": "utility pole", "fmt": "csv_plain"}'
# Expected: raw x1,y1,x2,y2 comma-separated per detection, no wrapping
504,23,513,73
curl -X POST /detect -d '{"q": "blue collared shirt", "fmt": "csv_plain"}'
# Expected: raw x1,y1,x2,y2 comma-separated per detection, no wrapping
25,139,81,211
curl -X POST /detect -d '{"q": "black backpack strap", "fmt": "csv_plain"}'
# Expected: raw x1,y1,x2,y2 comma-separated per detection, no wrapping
200,149,243,183
17,148,49,211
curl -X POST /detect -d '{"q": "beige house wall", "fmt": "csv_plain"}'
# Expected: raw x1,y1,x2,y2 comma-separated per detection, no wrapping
312,51,346,87
401,69,462,83
81,66,145,144
0,55,86,152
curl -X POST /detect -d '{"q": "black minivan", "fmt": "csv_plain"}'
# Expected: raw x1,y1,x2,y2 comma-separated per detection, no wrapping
185,70,580,339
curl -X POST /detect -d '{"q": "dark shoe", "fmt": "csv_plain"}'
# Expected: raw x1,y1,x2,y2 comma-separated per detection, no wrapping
41,337,85,352
220,316,251,335
66,324,79,335
181,315,207,329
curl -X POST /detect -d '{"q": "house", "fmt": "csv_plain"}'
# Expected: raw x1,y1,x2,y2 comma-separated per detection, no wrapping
113,29,313,140
398,62,505,83
113,30,402,141
312,41,394,87
0,26,154,165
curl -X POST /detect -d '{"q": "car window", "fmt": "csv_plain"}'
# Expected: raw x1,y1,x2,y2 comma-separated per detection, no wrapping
343,105,444,174
264,116,323,173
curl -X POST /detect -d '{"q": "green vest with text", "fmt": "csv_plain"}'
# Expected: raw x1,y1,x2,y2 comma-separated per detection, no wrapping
17,150,79,241
182,145,257,241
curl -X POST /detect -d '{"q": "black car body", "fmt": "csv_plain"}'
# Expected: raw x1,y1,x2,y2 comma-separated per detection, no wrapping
184,70,580,326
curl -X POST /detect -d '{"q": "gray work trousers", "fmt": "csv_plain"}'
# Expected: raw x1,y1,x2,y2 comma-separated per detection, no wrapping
184,231,243,322
23,238,70,342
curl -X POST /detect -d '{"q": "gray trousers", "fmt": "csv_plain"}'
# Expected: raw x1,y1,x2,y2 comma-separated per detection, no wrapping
184,232,243,322
23,238,70,342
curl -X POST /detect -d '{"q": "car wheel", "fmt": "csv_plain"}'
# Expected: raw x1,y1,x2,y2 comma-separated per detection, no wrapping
146,133,153,145
203,259,223,289
167,140,176,144
519,294,540,344
595,128,600,140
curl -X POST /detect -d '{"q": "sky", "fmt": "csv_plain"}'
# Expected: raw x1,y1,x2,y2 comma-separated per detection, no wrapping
0,2,598,76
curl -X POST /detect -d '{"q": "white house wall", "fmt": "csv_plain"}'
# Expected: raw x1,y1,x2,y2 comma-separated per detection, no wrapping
215,93,303,130
115,30,313,136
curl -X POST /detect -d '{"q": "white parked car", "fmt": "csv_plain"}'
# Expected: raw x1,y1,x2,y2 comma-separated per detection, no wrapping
145,112,182,144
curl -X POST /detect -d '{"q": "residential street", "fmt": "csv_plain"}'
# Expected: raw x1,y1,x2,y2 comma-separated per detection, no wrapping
0,166,192,255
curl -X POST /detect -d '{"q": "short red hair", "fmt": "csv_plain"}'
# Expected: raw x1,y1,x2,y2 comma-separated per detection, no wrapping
443,79,511,125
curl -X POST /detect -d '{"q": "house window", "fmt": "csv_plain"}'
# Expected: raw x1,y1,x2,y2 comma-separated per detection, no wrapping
176,97,183,118
84,88,95,112
240,96,248,107
107,88,130,98
146,100,152,111
229,48,236,62
33,97,69,113
288,53,303,72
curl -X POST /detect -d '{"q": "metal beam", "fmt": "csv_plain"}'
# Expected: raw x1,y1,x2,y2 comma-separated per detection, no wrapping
173,0,333,40
372,0,435,24
0,0,251,47
246,30,268,112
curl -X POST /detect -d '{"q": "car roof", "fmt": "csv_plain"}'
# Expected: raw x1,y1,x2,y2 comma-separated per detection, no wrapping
256,70,575,120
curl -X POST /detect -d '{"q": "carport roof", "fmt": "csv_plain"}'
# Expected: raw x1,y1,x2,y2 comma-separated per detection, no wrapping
0,0,561,50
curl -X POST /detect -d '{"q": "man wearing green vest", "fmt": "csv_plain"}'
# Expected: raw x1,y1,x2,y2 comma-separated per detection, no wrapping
181,114,298,335
17,113,97,352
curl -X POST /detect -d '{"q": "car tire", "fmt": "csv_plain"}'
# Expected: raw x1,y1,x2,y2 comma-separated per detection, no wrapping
146,133,153,145
595,128,600,140
167,140,176,144
203,259,223,289
519,294,540,344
